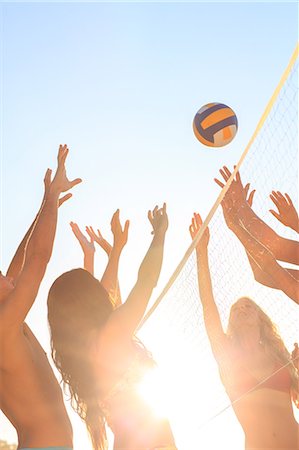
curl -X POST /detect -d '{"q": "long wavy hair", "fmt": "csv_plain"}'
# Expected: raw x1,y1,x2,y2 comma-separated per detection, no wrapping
48,268,154,450
227,297,298,403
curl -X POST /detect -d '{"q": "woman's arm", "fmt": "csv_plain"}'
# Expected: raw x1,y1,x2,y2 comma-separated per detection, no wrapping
106,204,167,337
189,213,227,361
215,166,299,265
6,169,71,281
222,194,299,305
97,209,129,307
0,145,82,327
86,225,123,305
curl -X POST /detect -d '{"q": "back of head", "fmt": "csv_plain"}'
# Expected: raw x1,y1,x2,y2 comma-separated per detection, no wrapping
48,268,113,450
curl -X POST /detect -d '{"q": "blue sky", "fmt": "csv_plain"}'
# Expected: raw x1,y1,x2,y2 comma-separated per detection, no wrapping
0,2,298,448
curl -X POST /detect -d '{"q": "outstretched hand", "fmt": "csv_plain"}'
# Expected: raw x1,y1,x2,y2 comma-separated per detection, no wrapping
215,165,255,228
148,203,168,236
215,165,255,206
50,144,82,196
269,191,299,233
189,212,210,252
110,209,129,252
43,168,72,207
86,226,112,256
70,222,95,254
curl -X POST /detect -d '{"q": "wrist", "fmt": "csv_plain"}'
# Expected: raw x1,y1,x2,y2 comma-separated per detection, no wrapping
152,231,166,245
291,220,299,233
48,184,61,200
196,245,208,256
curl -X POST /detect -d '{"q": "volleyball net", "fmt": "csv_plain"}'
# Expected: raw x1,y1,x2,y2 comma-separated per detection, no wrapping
137,45,299,450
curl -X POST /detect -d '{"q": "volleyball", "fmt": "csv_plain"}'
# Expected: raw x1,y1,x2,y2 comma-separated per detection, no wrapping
193,102,238,147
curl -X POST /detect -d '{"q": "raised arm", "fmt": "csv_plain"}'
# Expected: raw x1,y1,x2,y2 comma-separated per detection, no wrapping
106,203,168,337
96,210,129,307
215,166,299,265
6,169,71,281
70,222,95,275
221,194,299,305
0,144,82,327
189,213,227,361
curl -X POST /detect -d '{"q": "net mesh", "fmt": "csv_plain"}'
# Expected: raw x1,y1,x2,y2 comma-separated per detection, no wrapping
137,51,298,450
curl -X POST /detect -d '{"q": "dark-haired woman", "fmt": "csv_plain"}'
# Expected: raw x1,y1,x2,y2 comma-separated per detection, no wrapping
48,203,177,450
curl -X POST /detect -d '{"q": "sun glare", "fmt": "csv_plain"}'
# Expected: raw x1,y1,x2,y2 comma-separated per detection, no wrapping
137,366,173,418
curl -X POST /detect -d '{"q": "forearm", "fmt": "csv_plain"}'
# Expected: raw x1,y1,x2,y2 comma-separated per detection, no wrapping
6,193,48,279
83,251,95,275
137,232,165,288
246,252,279,289
196,247,226,357
100,247,121,302
6,213,38,279
237,202,280,252
25,191,59,263
231,221,299,304
196,248,222,321
236,202,299,264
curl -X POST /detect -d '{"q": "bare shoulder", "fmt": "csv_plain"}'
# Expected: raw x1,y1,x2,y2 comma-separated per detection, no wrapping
0,322,45,371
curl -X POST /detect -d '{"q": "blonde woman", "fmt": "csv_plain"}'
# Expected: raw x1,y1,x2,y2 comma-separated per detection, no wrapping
189,212,299,449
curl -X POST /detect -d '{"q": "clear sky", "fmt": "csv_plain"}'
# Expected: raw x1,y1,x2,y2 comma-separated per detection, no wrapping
0,1,298,449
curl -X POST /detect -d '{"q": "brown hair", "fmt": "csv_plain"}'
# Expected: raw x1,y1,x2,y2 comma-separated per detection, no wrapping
48,268,113,450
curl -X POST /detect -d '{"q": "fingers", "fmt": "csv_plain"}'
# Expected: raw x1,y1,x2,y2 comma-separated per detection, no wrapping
148,206,157,225
269,209,282,223
247,189,256,207
96,228,103,239
153,205,159,216
58,193,72,207
222,166,232,180
69,178,82,188
189,212,202,236
285,193,293,206
214,165,235,188
269,193,281,209
124,220,130,235
44,168,52,187
85,226,95,240
244,183,249,197
214,178,224,188
58,144,69,164
270,191,288,207
70,221,81,238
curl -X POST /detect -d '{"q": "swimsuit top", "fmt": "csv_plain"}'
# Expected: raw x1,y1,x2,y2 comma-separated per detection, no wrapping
220,348,292,401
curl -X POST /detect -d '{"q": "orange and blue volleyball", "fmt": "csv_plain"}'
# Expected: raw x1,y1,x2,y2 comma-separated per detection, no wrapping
193,103,238,147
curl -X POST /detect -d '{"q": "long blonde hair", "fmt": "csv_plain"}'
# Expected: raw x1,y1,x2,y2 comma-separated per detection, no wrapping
227,297,298,402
